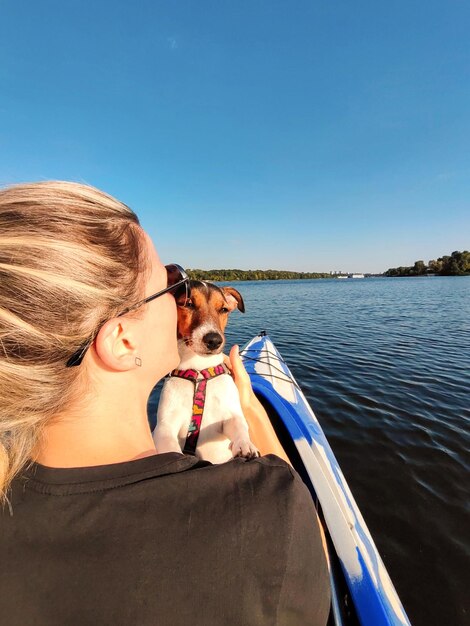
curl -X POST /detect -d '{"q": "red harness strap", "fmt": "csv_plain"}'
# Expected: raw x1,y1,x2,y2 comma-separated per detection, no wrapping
169,363,232,456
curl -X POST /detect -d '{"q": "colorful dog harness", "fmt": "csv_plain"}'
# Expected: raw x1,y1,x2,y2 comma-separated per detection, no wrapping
169,363,232,455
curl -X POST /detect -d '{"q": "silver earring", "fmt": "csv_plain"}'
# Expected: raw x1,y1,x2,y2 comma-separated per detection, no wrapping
135,357,142,367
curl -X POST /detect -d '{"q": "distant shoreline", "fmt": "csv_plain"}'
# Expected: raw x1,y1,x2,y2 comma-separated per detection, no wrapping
187,269,382,281
186,270,469,282
186,250,470,281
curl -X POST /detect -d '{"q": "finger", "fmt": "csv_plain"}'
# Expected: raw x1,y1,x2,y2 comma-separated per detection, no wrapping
229,345,239,375
229,345,248,379
229,344,240,363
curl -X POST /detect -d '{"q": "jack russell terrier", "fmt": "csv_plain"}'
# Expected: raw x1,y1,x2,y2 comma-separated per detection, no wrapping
153,281,259,464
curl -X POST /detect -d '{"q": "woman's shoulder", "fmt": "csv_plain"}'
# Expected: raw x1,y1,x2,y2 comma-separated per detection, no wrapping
190,454,311,512
3,454,306,516
191,453,299,485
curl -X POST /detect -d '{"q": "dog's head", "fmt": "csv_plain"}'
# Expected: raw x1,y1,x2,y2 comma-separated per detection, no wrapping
175,280,245,356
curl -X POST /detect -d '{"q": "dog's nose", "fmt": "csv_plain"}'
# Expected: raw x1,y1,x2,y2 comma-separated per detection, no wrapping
203,332,223,351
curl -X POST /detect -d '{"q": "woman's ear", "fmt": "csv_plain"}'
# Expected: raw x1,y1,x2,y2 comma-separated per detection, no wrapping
94,318,140,371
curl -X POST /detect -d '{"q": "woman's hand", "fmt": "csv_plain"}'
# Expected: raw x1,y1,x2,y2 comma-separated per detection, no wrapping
224,345,291,465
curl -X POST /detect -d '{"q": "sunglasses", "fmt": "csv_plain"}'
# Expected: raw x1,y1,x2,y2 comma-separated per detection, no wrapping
66,263,189,367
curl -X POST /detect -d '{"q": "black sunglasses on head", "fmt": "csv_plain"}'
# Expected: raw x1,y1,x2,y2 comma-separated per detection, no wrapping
66,263,189,367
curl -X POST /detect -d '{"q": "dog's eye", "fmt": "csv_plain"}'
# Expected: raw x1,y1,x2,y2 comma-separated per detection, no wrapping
220,307,229,314
184,301,195,309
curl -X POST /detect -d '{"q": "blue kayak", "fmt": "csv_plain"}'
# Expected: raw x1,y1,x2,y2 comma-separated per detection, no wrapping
241,332,410,626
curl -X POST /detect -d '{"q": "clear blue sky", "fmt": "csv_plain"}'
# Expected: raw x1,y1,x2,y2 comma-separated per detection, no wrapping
1,1,469,273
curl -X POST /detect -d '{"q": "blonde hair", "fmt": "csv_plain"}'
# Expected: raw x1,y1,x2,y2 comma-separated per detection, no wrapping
0,181,149,502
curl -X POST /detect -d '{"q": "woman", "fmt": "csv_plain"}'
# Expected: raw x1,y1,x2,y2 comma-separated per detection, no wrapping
0,181,330,625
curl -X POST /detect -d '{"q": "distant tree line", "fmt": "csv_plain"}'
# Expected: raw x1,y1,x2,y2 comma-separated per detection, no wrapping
384,250,470,277
187,269,331,281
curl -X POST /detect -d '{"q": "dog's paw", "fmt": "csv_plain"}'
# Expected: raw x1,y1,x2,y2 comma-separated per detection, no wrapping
229,438,260,460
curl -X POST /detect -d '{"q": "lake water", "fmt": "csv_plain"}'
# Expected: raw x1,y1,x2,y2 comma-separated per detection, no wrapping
149,276,470,626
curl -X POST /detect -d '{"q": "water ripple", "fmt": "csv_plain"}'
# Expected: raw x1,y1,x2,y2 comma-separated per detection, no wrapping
219,276,470,626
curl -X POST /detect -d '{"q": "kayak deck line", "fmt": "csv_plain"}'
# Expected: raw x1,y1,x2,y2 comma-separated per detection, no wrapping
241,349,302,390
241,333,410,626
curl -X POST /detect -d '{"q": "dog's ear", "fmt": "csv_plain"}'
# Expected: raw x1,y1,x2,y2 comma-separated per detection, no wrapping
222,287,245,313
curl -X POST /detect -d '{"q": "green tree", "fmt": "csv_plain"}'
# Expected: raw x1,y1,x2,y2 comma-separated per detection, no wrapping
413,260,426,275
438,256,451,274
428,259,441,274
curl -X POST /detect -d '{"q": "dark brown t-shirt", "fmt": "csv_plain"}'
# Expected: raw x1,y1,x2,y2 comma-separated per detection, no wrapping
0,453,330,626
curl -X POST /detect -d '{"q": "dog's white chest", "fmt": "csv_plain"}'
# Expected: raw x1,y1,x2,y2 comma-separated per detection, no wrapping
155,373,249,464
